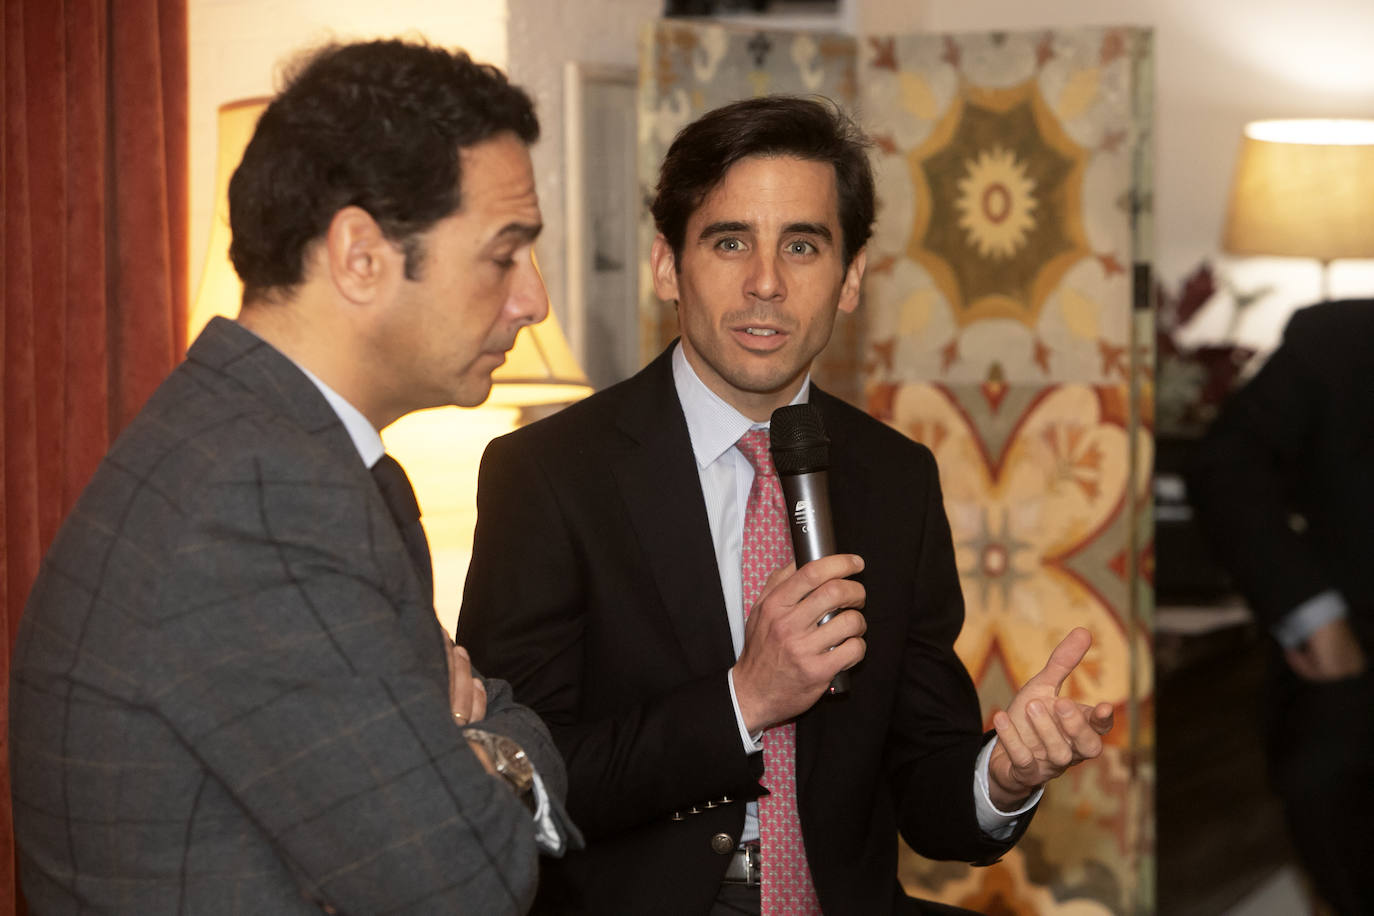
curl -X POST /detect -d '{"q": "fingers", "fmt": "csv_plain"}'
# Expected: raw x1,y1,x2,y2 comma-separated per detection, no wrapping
449,644,484,726
469,677,488,723
1294,620,1369,680
997,702,1073,773
1051,698,1104,759
733,555,868,732
449,643,472,706
1089,701,1115,735
809,607,867,656
1024,627,1092,693
992,697,1111,795
763,607,867,678
749,575,867,681
994,708,1033,774
754,554,865,618
749,559,866,639
1284,647,1321,680
757,561,795,600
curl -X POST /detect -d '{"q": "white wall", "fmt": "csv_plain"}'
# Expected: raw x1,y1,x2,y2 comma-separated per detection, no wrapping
504,0,660,350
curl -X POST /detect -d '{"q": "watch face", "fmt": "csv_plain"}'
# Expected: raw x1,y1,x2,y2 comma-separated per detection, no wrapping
492,734,534,792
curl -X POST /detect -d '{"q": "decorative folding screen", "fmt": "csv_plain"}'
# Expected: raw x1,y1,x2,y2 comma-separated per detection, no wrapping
637,21,1154,914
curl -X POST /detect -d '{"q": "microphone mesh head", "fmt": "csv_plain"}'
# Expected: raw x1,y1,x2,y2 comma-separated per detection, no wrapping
769,403,830,474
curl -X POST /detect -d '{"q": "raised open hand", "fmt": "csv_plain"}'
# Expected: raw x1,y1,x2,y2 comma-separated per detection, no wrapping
987,627,1115,809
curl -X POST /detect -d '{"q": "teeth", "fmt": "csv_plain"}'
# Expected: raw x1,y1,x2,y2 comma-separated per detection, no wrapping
744,328,777,336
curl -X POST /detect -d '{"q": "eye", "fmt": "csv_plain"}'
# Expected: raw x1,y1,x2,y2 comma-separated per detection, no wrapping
786,239,817,256
489,249,519,271
715,237,745,253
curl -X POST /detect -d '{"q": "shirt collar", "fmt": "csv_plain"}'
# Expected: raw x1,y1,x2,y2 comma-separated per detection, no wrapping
230,322,385,468
291,361,386,469
670,341,810,470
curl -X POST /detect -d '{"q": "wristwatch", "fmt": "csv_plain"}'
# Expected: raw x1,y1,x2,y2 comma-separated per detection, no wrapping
463,728,535,809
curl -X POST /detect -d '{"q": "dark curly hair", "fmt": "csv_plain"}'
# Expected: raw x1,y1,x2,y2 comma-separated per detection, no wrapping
650,96,874,269
229,39,539,304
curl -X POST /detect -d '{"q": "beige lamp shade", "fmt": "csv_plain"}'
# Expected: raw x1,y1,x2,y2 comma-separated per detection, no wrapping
189,98,270,341
1222,119,1374,261
486,301,593,405
189,97,592,407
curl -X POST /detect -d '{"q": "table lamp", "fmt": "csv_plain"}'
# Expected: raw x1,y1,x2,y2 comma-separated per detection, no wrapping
1222,118,1374,300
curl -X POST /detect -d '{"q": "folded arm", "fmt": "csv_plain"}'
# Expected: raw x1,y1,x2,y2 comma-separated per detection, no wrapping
152,461,542,914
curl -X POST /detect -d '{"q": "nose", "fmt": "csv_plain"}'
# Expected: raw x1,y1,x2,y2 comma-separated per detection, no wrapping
510,251,550,328
745,250,785,302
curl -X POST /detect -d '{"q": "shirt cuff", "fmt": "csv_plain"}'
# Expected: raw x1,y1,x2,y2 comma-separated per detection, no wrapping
727,668,764,754
973,737,1042,839
529,770,564,854
1272,589,1349,649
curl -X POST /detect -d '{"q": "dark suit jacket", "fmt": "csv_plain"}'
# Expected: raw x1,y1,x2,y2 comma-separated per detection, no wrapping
1187,300,1374,635
10,317,567,915
1185,301,1374,916
458,344,1024,915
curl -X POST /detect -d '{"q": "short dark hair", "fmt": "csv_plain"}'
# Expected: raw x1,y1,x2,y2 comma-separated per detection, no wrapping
650,96,874,268
229,39,539,304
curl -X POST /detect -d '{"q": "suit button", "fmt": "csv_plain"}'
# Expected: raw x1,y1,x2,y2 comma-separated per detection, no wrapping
710,833,735,855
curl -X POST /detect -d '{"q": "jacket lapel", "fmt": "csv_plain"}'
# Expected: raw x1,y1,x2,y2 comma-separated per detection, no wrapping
610,347,738,678
190,318,446,663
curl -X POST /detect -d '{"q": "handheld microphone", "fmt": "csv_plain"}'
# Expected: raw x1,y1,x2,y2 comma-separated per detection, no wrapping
769,403,850,695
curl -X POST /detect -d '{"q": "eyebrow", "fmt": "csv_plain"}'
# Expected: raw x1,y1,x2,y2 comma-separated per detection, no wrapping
698,221,750,240
782,222,833,242
494,222,543,244
697,220,833,243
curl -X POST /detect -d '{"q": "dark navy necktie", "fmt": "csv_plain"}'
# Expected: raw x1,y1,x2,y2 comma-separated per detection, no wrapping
370,454,434,600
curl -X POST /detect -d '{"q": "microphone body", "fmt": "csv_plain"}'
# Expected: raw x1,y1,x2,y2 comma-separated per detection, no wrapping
778,471,836,565
769,404,851,695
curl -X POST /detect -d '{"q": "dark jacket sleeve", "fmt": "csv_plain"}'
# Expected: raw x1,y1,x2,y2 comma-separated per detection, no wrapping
879,438,1029,863
1186,307,1340,627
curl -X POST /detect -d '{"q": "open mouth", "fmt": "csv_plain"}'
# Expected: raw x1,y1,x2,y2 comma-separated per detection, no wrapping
732,324,788,350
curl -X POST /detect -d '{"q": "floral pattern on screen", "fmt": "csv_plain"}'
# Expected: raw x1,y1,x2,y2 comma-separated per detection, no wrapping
862,27,1154,915
861,29,1153,387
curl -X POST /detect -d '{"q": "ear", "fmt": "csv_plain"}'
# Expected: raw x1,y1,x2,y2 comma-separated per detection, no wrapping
650,234,680,303
321,206,398,304
837,247,867,315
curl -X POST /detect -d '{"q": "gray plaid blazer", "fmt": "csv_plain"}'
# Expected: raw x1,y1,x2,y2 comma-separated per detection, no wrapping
10,317,566,915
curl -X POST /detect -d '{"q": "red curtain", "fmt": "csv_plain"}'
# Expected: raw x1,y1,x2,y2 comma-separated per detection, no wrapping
1,0,187,910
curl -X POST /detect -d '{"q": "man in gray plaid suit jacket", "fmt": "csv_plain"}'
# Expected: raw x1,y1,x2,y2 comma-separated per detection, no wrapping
10,40,574,914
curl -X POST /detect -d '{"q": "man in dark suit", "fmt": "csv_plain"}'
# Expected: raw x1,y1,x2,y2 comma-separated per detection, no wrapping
1188,299,1373,915
11,39,575,915
458,96,1114,915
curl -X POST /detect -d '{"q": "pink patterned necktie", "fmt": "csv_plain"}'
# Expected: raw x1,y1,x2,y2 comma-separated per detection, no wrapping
736,429,823,916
